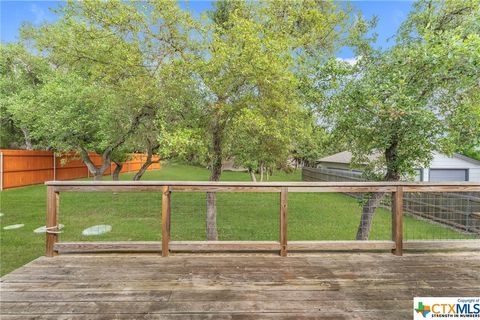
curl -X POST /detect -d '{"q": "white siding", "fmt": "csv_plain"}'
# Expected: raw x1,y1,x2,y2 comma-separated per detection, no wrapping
316,151,480,182
469,169,480,182
423,152,480,182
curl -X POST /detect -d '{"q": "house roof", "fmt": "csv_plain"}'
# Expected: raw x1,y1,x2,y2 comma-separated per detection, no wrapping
453,153,480,166
317,151,480,166
317,151,378,164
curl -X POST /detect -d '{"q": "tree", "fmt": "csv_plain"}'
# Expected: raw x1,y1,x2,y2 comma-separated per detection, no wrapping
131,61,206,181
321,0,480,239
17,0,197,179
230,109,293,181
291,116,342,168
193,0,351,239
0,113,26,149
193,1,295,239
0,44,50,150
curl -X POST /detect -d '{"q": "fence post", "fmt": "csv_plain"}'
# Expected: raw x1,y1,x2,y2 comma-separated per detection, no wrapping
392,186,404,256
162,186,171,257
280,187,288,257
46,186,59,257
53,153,56,181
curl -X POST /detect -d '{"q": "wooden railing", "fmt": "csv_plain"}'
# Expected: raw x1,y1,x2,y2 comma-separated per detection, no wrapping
44,181,480,257
303,167,480,232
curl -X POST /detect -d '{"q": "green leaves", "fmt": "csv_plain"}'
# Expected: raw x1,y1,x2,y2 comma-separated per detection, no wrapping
320,0,480,180
0,44,51,149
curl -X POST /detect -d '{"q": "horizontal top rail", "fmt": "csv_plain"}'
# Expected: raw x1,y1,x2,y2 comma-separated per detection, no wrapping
45,180,480,193
45,180,480,187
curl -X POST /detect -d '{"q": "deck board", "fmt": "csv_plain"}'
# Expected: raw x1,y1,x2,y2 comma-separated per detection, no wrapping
1,252,479,319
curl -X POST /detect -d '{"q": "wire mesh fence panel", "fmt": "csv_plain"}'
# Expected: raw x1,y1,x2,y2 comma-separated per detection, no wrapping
170,192,206,241
170,192,279,241
403,192,480,240
289,192,393,241
45,185,480,253
302,167,365,182
216,192,279,241
59,192,161,242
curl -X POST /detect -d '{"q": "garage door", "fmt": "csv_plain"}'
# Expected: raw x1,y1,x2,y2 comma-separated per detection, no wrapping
429,169,468,182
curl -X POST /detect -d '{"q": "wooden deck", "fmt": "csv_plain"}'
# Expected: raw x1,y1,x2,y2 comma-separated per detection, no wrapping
1,252,479,319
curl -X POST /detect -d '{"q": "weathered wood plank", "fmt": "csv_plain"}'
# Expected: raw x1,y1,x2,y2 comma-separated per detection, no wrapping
162,186,171,257
404,240,480,250
0,313,410,320
4,265,477,280
280,187,288,257
46,180,480,188
51,240,480,254
2,253,478,319
0,299,415,314
5,287,479,302
3,266,477,282
402,185,480,192
9,252,479,271
171,186,282,193
169,241,280,252
52,184,480,193
54,242,162,253
288,241,396,251
392,186,403,256
9,251,479,268
53,185,167,192
288,186,397,193
4,277,480,292
45,187,59,257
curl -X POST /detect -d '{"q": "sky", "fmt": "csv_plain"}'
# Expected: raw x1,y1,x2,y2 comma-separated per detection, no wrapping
0,0,413,59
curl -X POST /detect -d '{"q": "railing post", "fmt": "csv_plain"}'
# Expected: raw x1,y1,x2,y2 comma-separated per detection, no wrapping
53,152,56,181
46,186,59,257
392,186,403,256
280,187,288,257
162,186,171,257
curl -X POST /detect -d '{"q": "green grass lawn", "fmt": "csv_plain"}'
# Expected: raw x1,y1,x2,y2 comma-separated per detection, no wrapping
0,162,474,275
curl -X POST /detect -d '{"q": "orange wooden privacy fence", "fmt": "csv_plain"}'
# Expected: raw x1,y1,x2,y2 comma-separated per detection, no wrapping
0,149,160,190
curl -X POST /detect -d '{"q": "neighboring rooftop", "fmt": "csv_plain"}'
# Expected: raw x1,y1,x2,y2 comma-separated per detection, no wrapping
317,151,378,164
317,151,480,166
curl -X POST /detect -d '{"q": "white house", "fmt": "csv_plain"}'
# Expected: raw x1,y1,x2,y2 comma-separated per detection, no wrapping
316,151,480,182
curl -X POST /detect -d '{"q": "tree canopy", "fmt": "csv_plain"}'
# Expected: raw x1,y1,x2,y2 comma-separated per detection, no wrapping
1,0,478,240
316,0,480,239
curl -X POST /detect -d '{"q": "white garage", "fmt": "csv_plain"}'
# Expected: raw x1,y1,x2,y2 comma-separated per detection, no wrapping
316,151,480,182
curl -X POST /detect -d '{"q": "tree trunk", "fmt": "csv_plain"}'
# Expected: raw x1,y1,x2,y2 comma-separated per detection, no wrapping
206,160,221,240
133,142,159,181
79,148,111,181
21,127,33,150
112,161,123,181
133,161,152,181
260,164,264,182
93,173,103,181
249,168,257,182
355,139,401,240
206,192,218,240
355,192,386,240
206,123,223,241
